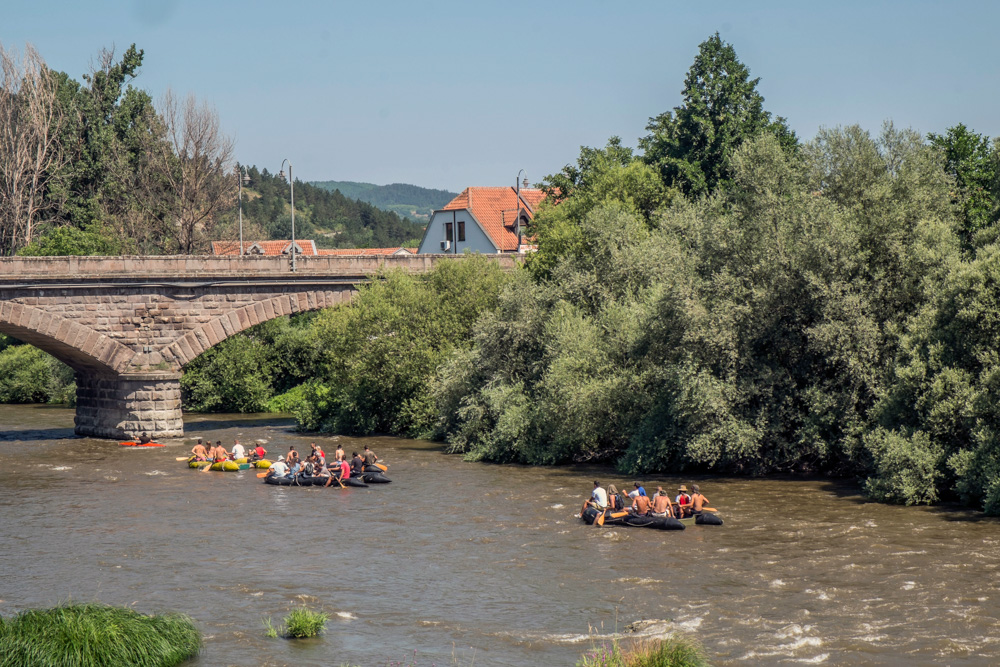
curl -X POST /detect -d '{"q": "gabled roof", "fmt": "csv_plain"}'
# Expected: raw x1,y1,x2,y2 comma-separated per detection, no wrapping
212,240,318,256
440,187,546,252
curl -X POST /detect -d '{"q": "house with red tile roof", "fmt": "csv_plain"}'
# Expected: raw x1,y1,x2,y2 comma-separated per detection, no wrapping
211,240,318,256
416,186,546,254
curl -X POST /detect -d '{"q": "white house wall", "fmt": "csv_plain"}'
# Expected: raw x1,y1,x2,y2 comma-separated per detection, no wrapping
417,210,498,254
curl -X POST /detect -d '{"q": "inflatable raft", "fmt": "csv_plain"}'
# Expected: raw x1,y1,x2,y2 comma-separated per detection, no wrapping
581,507,723,529
263,474,369,487
187,458,271,471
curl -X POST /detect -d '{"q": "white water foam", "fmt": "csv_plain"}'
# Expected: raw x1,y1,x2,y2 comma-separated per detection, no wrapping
550,503,564,509
51,466,73,471
335,611,355,620
902,581,916,590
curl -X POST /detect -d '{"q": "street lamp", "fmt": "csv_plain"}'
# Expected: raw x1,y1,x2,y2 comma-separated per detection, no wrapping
515,169,527,250
236,165,250,256
279,159,295,272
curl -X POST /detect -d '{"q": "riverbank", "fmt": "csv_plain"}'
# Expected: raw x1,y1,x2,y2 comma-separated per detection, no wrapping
2,404,1000,665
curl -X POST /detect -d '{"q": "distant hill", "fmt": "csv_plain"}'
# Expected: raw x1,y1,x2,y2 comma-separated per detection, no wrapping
310,181,457,222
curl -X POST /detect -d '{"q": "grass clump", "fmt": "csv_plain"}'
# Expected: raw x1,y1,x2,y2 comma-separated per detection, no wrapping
578,635,709,667
0,602,200,667
263,606,329,639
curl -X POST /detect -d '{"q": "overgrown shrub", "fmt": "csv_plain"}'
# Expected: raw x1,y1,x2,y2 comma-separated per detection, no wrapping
0,603,200,667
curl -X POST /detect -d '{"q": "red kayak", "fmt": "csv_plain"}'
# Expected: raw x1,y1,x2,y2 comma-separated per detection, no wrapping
119,441,165,447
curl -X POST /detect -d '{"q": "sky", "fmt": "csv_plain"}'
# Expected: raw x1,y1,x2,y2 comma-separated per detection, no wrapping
3,1,999,193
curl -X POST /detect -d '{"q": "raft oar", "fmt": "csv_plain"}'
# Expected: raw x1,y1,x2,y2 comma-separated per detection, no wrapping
256,471,269,478
608,510,630,519
202,461,216,472
175,456,192,461
373,462,388,472
596,509,606,527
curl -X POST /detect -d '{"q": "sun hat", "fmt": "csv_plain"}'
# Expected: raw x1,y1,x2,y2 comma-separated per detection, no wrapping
678,485,688,492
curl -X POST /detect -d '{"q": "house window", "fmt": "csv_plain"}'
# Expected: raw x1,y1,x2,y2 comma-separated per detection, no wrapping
445,222,453,242
458,221,465,242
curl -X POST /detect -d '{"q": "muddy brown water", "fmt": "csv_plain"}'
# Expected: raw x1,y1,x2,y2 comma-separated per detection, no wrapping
1,404,999,666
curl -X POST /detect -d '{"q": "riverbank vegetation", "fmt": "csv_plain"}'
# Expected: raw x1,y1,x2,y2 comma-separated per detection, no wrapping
5,34,1000,513
578,635,710,667
0,603,200,666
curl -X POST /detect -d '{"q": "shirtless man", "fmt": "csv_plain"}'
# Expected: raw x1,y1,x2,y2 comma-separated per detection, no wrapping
190,439,209,461
690,484,710,516
651,487,673,518
211,440,229,462
631,492,652,516
286,446,299,465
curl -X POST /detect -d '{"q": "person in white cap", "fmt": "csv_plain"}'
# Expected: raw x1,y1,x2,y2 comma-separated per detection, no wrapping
265,455,288,480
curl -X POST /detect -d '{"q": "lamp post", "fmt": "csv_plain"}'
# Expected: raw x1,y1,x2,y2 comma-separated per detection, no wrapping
279,159,295,271
237,165,250,256
515,169,527,250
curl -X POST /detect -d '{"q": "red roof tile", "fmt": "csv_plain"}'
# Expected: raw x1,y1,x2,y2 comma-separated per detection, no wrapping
212,240,318,256
317,247,413,256
441,187,546,251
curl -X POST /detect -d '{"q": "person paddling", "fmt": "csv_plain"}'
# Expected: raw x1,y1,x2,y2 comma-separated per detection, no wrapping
581,480,608,516
651,487,673,518
690,484,710,516
675,485,692,518
190,439,209,461
265,456,288,480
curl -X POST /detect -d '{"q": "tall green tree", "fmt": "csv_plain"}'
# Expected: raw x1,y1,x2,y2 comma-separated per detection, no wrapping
927,123,999,251
640,33,797,198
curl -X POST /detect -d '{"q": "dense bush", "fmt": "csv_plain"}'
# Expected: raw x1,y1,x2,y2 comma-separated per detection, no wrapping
293,254,514,436
0,603,200,667
0,342,75,405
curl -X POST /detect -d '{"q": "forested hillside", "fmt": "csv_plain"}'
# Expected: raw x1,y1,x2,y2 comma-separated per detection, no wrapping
237,168,425,249
310,180,456,221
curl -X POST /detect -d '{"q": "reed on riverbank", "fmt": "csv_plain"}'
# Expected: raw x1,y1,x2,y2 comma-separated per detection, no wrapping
0,602,200,667
577,635,710,667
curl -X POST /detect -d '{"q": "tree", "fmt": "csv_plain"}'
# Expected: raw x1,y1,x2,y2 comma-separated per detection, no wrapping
640,33,796,198
154,89,235,253
927,123,999,251
0,43,65,255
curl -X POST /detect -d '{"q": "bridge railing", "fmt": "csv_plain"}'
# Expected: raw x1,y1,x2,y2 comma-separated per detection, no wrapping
0,254,519,281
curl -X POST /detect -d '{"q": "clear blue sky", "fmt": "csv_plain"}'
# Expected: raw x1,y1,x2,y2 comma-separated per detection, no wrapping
4,1,998,192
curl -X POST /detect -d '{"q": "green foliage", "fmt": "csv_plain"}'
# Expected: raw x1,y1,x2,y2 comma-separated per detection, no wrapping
282,608,328,639
927,123,1000,251
0,344,74,404
295,255,513,436
640,33,797,199
180,315,319,413
239,168,425,249
17,223,124,256
0,603,200,667
577,635,710,667
529,137,670,279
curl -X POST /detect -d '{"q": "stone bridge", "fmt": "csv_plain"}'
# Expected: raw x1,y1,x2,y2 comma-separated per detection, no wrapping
0,255,514,440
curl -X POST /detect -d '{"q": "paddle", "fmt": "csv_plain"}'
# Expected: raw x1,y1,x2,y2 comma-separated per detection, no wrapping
175,456,192,461
256,471,269,478
201,461,216,472
596,509,606,527
609,510,630,519
373,462,388,472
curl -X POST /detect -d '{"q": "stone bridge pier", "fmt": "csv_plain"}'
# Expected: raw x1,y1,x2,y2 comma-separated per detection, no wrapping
0,255,504,440
75,372,185,440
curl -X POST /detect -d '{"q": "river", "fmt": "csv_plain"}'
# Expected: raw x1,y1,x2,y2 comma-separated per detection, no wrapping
1,404,999,665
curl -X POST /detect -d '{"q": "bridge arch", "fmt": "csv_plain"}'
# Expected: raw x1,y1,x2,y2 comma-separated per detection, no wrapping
0,302,135,373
